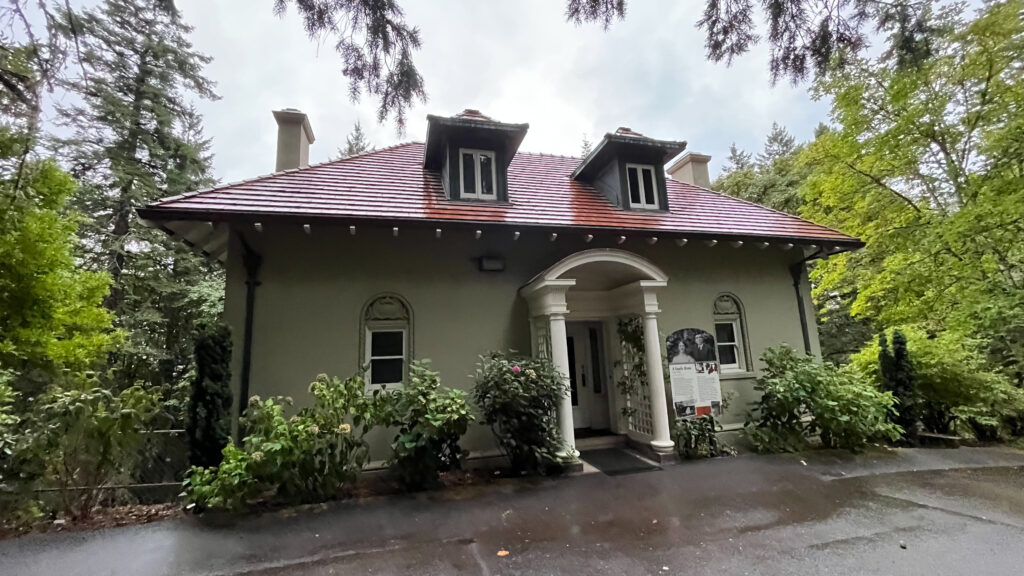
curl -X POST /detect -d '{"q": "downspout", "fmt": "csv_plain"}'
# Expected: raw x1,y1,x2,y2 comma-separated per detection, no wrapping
238,234,263,438
789,248,824,355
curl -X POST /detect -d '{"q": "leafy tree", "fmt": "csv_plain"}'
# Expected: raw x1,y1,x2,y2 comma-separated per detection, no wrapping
581,133,593,157
56,0,223,404
801,0,1024,378
0,142,115,394
335,120,373,159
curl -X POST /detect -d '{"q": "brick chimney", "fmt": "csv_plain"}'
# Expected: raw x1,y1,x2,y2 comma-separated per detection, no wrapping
667,152,712,189
273,108,316,171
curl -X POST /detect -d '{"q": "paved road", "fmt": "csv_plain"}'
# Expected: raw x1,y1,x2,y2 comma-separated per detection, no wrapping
3,447,1024,575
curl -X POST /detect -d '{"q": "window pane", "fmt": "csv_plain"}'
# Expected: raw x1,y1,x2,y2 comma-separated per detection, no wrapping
627,167,641,204
717,344,737,366
461,152,476,195
371,331,403,357
478,154,494,196
370,358,403,384
715,322,736,344
641,168,656,205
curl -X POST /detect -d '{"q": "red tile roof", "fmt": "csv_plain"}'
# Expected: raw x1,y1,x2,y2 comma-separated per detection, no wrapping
140,142,860,246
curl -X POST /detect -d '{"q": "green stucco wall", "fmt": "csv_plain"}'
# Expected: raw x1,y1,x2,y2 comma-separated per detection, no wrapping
224,223,821,459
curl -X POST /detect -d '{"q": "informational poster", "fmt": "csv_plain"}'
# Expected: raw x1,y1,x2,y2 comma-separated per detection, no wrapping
666,328,723,418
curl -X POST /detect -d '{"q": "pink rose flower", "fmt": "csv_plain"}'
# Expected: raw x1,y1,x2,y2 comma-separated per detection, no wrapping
512,365,521,373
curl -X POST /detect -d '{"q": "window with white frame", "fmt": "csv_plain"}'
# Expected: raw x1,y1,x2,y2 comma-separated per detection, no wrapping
459,148,497,200
713,294,747,372
625,163,659,209
361,294,412,389
365,328,406,388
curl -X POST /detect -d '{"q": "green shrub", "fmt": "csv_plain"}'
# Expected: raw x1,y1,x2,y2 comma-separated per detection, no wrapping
27,375,162,520
746,346,901,453
182,373,389,512
0,371,35,526
850,327,1024,439
473,352,568,473
672,415,734,460
186,323,233,468
383,361,473,490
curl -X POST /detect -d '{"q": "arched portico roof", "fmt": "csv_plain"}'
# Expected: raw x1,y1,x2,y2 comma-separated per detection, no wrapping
528,248,669,285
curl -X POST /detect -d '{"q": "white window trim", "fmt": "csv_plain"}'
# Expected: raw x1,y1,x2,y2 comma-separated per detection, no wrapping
714,316,745,372
364,324,407,390
625,163,659,210
458,148,497,200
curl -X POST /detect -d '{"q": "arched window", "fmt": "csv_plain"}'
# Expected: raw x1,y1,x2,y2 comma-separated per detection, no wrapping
713,294,748,372
361,294,412,389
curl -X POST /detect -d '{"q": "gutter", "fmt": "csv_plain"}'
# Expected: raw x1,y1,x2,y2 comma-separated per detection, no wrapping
237,234,262,438
789,248,825,355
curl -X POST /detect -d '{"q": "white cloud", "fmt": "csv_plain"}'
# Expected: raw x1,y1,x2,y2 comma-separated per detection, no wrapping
173,0,832,183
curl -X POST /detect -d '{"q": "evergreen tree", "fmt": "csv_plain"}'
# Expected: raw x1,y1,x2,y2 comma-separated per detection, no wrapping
580,134,593,157
56,0,222,408
186,324,232,468
713,123,807,215
756,123,797,166
336,121,372,159
568,0,936,83
721,143,752,174
879,331,918,442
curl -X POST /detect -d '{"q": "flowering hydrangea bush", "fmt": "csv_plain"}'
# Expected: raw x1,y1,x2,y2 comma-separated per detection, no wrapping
182,373,389,512
382,360,473,490
473,351,569,473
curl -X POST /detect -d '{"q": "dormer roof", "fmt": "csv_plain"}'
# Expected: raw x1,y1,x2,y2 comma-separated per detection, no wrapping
572,129,687,181
422,109,529,170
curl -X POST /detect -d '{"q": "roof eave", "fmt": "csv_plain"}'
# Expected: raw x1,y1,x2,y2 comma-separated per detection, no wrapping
136,205,864,251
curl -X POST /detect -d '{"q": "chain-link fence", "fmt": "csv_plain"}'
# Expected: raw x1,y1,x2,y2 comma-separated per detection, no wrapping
129,429,189,503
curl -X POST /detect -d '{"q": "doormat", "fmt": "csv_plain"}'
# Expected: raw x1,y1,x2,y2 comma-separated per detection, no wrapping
580,448,661,476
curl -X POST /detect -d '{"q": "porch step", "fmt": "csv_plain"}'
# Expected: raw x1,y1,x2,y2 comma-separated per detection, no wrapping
575,433,626,451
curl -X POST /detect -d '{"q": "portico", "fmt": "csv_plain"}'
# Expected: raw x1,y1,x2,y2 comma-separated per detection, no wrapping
520,249,675,459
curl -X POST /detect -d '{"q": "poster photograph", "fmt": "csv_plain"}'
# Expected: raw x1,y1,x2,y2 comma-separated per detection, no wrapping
666,328,723,418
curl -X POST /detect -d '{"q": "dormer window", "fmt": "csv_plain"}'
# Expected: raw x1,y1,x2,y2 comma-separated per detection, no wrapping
626,164,659,209
459,148,497,200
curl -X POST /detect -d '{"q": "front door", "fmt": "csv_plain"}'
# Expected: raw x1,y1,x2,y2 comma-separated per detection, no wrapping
566,322,610,431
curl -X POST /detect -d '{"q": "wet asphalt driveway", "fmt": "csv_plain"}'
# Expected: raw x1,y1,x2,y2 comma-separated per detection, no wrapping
3,446,1024,575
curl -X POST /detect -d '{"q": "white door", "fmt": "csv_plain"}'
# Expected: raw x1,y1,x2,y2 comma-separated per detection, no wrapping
566,323,610,431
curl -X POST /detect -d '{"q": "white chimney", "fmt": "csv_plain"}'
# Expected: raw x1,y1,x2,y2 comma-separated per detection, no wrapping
273,108,316,171
667,152,712,189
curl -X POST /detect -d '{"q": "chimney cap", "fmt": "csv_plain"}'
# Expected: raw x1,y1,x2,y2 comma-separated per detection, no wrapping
614,126,646,138
273,108,316,143
666,151,711,173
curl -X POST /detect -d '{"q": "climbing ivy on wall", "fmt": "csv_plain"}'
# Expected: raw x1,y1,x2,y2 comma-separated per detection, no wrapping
615,317,646,426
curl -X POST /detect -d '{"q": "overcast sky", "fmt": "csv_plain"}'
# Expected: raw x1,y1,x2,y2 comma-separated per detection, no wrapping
173,0,831,184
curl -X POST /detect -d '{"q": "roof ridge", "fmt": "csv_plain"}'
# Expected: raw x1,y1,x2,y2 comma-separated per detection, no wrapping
667,179,853,239
515,149,585,160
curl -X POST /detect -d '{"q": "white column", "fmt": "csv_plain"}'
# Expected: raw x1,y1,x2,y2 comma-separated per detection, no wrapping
642,312,675,454
548,312,577,458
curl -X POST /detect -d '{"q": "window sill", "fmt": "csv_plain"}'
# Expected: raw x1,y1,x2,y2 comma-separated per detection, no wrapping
444,198,511,205
720,371,756,381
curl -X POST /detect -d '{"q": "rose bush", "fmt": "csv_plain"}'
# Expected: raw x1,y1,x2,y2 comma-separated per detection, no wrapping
473,351,569,473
